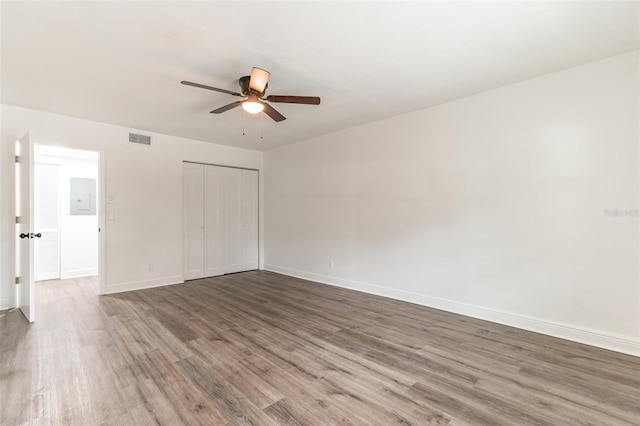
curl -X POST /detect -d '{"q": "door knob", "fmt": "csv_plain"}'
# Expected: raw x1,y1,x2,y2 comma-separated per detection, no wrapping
19,233,41,239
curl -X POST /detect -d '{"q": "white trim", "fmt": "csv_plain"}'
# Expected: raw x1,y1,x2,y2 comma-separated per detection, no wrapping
103,275,184,295
97,147,106,296
264,264,640,357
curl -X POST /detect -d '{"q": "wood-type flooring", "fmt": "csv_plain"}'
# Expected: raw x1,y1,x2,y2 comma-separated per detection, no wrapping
1,271,639,425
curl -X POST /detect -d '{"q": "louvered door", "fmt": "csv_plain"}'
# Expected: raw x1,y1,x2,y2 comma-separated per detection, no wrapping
35,163,61,281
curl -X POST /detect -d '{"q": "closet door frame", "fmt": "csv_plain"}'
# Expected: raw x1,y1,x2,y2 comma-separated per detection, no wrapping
182,161,260,281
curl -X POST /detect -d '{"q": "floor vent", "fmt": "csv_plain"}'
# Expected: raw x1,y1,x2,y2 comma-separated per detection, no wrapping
129,133,151,145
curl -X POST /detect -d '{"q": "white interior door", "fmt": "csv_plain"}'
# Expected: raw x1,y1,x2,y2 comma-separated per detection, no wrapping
17,132,35,322
241,169,259,270
224,168,243,274
183,162,205,280
35,163,61,281
204,165,224,277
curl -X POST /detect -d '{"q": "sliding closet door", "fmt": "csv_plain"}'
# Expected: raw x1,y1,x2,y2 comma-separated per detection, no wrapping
203,165,224,277
183,163,205,280
183,162,259,280
224,168,243,274
241,169,259,271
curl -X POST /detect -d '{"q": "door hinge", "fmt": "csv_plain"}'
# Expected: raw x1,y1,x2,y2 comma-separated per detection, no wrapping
15,277,20,285
16,216,21,224
15,155,20,163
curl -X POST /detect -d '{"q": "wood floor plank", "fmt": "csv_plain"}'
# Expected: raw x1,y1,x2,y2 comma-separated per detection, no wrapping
1,271,639,425
325,370,452,425
186,338,285,409
262,397,317,425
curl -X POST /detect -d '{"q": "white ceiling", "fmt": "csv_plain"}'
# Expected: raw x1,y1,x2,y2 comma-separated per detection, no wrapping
2,1,638,152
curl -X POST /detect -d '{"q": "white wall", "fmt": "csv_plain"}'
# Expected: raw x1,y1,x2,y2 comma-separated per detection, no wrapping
0,131,12,309
264,51,640,355
0,105,263,304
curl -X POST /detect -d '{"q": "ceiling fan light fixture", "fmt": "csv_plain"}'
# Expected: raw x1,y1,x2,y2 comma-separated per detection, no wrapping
242,95,264,114
249,67,270,93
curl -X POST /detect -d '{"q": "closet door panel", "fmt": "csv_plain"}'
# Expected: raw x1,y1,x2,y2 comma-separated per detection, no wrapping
183,163,205,280
224,168,243,274
241,169,259,270
204,166,224,277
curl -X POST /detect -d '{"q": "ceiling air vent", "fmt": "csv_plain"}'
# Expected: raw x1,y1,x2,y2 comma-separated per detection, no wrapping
129,132,151,145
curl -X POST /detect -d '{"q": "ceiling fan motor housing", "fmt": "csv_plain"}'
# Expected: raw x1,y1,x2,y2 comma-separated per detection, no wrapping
239,76,267,96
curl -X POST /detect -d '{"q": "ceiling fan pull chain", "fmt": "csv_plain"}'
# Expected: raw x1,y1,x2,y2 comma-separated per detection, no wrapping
242,109,246,136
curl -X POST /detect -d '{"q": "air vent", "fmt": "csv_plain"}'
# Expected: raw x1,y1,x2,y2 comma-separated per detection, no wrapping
129,133,151,145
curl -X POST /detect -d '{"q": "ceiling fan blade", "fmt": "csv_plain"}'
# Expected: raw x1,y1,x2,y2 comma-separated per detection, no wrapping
249,67,270,93
181,81,242,97
263,103,286,122
210,101,243,114
266,95,321,105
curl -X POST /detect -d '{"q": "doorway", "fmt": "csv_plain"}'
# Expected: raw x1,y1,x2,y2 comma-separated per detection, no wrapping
14,136,104,323
33,145,99,284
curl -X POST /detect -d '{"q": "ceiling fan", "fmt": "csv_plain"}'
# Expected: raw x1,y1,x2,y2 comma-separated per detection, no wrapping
181,67,321,122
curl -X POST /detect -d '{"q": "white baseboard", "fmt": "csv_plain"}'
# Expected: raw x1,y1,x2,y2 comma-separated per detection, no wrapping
104,275,184,295
37,272,60,281
0,298,11,311
62,268,98,279
264,264,640,357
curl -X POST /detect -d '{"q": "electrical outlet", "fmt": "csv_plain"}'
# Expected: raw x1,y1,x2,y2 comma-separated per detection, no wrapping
329,260,334,269
148,263,154,272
